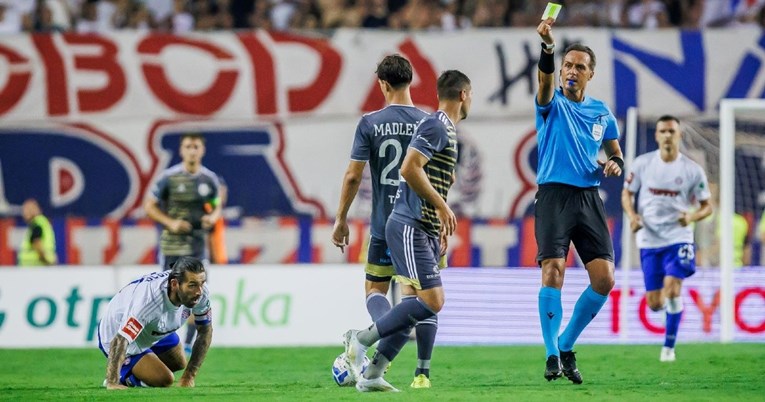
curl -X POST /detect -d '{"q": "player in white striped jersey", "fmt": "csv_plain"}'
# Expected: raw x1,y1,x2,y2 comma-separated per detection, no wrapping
97,257,212,389
621,115,712,362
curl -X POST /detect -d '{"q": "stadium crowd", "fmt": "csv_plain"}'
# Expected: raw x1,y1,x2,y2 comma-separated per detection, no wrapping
0,0,763,34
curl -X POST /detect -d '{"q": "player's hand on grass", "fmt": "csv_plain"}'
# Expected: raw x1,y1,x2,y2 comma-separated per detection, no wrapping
179,376,195,387
168,219,192,234
106,382,128,390
597,159,622,177
331,219,349,253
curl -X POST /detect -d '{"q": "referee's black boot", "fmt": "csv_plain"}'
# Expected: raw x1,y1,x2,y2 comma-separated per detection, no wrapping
560,350,583,384
544,355,562,381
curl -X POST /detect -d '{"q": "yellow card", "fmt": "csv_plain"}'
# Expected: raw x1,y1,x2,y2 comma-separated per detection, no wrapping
541,2,562,20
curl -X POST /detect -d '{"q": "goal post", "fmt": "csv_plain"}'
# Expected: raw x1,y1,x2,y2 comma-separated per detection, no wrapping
619,107,639,342
719,98,765,342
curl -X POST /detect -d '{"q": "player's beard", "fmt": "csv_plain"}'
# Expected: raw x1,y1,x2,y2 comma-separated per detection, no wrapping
179,289,200,308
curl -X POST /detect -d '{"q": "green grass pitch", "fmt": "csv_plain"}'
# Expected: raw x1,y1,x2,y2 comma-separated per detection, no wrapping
1,343,763,401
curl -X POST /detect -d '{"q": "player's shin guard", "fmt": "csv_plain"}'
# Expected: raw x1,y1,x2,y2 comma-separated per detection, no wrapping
539,287,563,358
366,292,392,321
558,286,607,352
664,296,683,348
415,314,437,378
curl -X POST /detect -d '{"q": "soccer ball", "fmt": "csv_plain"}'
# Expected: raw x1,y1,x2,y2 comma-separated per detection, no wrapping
332,352,370,386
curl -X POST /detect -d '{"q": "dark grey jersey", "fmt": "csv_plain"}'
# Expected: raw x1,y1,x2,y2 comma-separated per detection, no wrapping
150,164,220,257
350,105,429,239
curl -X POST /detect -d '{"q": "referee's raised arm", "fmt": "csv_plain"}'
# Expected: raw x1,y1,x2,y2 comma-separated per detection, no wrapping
537,17,556,106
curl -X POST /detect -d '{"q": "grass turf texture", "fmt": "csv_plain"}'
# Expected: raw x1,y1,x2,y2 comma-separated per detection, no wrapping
1,343,762,401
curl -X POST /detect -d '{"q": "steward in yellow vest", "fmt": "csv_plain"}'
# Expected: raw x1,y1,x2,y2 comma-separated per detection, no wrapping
19,199,57,266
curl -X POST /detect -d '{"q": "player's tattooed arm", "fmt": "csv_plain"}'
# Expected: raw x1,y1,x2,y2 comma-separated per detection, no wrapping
105,336,129,390
180,323,213,387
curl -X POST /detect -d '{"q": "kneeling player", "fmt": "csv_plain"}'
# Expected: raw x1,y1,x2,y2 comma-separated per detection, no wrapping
97,256,213,389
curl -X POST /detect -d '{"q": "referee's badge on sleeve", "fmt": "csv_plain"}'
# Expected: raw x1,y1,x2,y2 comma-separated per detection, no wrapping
591,124,604,141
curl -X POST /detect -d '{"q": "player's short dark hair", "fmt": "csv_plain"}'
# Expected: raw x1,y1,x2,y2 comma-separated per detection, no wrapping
180,132,205,144
169,256,206,284
563,43,597,70
376,54,413,89
657,115,680,125
437,70,471,101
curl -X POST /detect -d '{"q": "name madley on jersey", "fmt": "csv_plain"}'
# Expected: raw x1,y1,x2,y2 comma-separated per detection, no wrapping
374,122,418,137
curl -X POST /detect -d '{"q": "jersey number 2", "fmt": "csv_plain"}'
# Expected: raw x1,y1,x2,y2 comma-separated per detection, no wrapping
379,139,403,186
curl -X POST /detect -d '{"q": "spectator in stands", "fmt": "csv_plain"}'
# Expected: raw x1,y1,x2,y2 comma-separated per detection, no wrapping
0,0,24,34
471,0,509,27
229,0,254,28
24,0,65,32
75,0,99,32
622,0,670,28
361,0,389,27
171,0,194,32
126,1,155,31
288,0,321,29
18,199,58,266
195,0,233,31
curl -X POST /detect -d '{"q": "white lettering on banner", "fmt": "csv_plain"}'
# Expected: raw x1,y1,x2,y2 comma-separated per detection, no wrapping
0,266,762,347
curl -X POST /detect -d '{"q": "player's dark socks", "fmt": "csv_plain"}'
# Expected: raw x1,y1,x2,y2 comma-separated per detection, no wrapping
375,297,435,338
560,350,583,384
366,292,392,321
374,329,409,373
665,296,683,348
665,311,682,348
365,350,393,379
544,355,562,381
415,315,437,360
415,367,430,378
